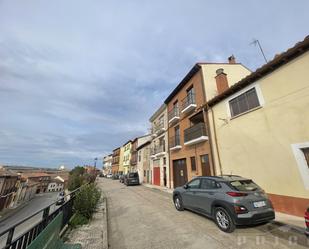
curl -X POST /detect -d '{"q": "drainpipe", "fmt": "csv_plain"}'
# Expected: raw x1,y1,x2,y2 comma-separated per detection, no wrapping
208,105,223,176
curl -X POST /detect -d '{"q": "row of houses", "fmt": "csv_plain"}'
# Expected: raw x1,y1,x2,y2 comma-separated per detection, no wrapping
0,166,68,212
103,36,309,217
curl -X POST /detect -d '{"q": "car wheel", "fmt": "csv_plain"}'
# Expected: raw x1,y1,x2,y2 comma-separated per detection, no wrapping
214,207,235,233
173,195,184,211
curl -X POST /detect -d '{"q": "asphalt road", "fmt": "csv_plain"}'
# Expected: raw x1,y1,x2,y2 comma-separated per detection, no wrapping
102,179,309,249
0,192,59,248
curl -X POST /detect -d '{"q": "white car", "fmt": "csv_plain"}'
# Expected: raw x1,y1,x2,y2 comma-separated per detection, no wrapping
106,173,113,179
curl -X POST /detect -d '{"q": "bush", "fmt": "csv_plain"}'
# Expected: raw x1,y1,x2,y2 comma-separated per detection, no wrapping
73,183,101,219
69,213,89,228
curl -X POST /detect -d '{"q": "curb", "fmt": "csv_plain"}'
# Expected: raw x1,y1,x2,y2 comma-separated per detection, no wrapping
102,196,108,249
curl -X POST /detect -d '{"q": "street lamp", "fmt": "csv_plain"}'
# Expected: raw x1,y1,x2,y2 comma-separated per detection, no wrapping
94,157,98,169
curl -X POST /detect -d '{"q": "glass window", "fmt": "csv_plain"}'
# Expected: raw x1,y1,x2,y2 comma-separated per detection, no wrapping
190,157,196,171
200,179,219,189
230,180,260,191
187,178,201,189
229,88,260,117
301,148,309,169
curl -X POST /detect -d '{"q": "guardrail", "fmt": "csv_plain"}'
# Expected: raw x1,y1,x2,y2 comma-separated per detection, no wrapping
0,184,86,249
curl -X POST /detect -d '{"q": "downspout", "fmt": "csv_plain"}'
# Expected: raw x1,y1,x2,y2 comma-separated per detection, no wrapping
199,67,217,176
208,104,223,176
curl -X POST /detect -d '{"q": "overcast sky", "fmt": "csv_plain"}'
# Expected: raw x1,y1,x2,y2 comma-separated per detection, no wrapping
0,0,308,168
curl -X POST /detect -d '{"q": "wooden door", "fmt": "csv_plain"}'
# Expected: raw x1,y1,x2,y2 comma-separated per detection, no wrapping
153,167,160,186
173,159,188,187
200,154,211,176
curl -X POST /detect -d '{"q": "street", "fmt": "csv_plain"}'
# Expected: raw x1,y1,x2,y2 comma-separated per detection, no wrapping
0,192,59,247
102,179,309,249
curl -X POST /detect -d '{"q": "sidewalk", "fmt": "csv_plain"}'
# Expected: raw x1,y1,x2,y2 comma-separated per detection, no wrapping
65,180,108,249
142,183,307,234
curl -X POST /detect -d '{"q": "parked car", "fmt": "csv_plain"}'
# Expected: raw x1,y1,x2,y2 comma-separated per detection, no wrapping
124,172,140,186
119,174,126,183
106,173,113,179
112,174,119,180
56,191,65,206
173,175,275,233
305,207,309,237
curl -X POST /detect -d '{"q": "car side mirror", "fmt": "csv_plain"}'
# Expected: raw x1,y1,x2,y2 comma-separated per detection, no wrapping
183,184,189,189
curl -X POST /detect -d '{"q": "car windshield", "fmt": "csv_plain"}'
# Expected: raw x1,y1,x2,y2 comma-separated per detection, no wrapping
129,173,138,178
229,180,260,191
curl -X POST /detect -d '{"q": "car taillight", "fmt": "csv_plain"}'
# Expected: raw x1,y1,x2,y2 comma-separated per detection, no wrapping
226,192,248,197
234,205,248,214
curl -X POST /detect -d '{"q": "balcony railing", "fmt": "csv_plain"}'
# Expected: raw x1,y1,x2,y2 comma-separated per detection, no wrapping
152,121,165,135
168,107,180,123
169,135,181,150
151,144,165,155
184,122,208,145
181,93,196,113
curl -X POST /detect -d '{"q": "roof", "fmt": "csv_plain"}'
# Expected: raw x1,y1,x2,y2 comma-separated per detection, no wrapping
113,147,120,152
136,141,151,151
0,169,18,177
21,172,50,178
149,103,166,122
207,35,309,106
164,62,245,104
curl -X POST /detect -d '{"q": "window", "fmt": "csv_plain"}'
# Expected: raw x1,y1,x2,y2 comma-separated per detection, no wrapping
163,157,166,165
230,180,260,191
144,170,146,177
138,151,141,162
187,178,200,189
190,157,196,171
200,179,219,189
229,88,260,117
301,148,309,169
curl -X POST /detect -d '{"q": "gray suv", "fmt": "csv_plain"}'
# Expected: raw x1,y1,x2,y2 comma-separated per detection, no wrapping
173,175,275,233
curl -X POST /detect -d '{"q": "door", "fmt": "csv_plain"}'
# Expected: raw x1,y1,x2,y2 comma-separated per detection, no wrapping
153,167,160,186
173,159,188,188
200,154,211,176
181,178,201,209
194,178,220,214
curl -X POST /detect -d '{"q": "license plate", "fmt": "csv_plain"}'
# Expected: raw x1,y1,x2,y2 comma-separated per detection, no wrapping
253,201,266,208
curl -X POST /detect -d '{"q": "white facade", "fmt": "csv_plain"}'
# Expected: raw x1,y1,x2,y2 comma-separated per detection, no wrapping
103,154,113,174
149,104,170,188
48,177,64,192
136,135,152,183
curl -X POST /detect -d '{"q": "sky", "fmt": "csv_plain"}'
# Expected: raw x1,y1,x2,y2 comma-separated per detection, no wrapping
0,0,308,169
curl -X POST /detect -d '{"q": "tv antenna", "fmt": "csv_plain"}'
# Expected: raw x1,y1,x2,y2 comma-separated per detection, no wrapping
251,39,268,63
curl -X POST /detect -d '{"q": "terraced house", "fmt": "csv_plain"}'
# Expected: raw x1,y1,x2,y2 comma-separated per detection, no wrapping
112,147,120,174
165,57,251,188
206,36,309,217
123,140,132,174
149,104,170,187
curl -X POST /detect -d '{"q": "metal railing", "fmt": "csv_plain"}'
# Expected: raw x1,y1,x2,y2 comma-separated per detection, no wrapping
151,144,165,155
152,121,165,134
169,135,181,148
168,107,179,122
0,184,85,249
181,92,196,111
184,123,207,143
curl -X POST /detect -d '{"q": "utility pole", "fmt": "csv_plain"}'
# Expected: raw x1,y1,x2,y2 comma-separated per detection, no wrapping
251,39,268,63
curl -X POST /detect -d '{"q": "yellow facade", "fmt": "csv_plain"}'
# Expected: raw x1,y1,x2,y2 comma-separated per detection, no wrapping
208,51,309,216
201,64,251,100
123,141,132,174
118,146,125,174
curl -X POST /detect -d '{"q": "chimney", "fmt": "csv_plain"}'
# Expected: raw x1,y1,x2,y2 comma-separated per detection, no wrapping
228,55,236,64
215,68,229,95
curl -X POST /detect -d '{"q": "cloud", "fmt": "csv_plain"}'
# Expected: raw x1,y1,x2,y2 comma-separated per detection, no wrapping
0,0,308,168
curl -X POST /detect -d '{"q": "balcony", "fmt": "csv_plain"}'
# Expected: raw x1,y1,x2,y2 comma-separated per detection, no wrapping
152,121,166,136
152,144,166,158
168,107,180,124
184,123,208,146
169,135,182,151
181,93,197,114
